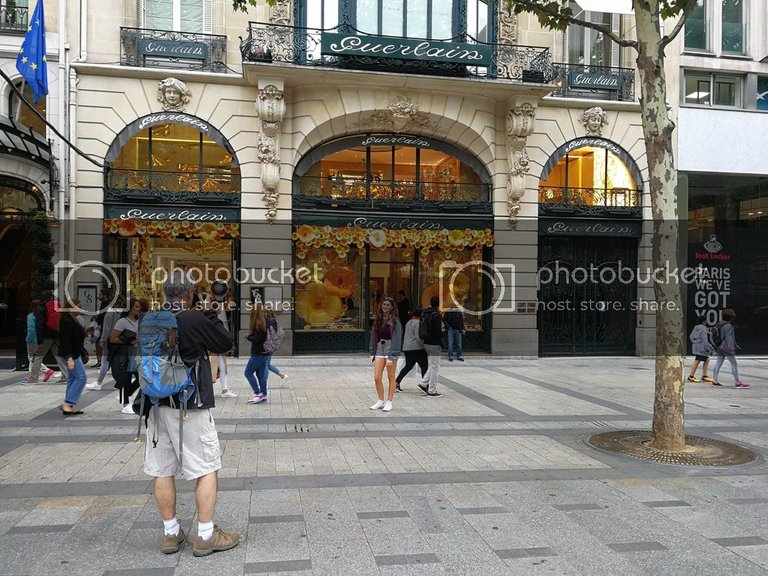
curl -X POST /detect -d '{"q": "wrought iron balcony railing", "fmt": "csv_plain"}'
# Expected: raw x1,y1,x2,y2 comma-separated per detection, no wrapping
106,168,240,205
0,3,28,32
241,21,556,83
120,27,227,73
550,63,636,102
539,186,641,217
295,175,490,212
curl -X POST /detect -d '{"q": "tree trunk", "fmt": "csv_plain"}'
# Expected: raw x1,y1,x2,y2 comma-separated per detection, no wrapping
633,1,685,451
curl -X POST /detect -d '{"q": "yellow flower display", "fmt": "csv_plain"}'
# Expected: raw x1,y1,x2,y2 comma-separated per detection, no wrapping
293,224,493,256
104,219,240,239
295,282,344,326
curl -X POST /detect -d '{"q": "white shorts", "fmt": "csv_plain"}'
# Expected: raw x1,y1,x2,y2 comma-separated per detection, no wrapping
143,406,222,480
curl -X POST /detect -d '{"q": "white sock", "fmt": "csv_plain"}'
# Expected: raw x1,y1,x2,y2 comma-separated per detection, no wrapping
198,520,214,540
163,518,180,536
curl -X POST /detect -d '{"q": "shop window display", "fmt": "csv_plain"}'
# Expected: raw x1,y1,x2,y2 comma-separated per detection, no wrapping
104,223,239,303
293,223,492,333
294,245,364,331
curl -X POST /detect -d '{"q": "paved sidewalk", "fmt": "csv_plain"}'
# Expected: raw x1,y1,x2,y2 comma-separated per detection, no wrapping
1,356,768,575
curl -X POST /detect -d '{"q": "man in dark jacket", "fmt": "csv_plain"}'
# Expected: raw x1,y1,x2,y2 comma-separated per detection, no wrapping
143,271,239,558
442,307,465,362
418,296,443,397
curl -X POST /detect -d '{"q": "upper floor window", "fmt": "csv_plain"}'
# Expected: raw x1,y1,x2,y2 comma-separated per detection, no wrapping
721,0,744,54
109,122,240,194
0,0,29,32
684,0,708,50
142,0,210,33
299,0,493,41
567,2,616,67
684,71,741,107
9,81,46,136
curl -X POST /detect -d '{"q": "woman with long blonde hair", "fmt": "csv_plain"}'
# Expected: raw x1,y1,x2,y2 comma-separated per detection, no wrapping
244,303,276,404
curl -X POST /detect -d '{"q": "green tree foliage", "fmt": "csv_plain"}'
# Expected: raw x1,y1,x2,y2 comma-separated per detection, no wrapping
29,211,54,298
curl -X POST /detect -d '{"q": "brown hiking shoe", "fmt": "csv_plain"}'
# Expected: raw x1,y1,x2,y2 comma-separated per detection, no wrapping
161,528,185,554
193,524,240,557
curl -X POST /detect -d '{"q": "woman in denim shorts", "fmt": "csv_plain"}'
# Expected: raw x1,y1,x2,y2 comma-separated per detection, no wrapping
368,296,402,413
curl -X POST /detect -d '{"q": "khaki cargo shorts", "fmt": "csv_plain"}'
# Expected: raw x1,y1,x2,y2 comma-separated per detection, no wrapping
143,406,222,480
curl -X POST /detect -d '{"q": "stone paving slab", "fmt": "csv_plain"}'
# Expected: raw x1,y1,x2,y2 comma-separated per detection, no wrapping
0,356,767,574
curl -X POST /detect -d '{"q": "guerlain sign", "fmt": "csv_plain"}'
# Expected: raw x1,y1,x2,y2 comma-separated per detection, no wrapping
106,206,237,222
138,39,209,61
321,33,493,66
540,219,641,237
348,217,442,231
568,71,621,91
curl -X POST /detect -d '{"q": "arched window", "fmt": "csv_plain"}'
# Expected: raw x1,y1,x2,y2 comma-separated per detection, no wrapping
9,81,46,136
107,122,240,197
295,135,489,210
539,143,640,215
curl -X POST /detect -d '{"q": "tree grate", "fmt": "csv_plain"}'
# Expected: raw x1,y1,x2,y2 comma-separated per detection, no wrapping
588,431,757,466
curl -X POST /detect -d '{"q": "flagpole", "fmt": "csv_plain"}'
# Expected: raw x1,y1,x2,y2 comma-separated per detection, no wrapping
13,79,25,123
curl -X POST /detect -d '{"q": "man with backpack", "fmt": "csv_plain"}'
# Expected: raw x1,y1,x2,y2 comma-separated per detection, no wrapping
142,272,239,557
26,291,67,385
418,295,444,397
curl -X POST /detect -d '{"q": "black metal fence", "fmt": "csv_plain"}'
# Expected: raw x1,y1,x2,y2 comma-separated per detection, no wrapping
241,21,557,83
295,175,490,212
539,186,641,217
0,3,27,32
106,168,240,204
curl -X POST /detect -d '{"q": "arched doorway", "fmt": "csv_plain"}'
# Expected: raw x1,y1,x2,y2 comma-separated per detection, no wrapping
292,134,494,353
537,138,643,356
0,176,45,360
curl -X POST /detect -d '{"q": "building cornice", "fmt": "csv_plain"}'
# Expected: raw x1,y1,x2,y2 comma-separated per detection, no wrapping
70,62,247,85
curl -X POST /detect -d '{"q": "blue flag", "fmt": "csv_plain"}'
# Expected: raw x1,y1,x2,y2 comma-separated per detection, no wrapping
15,0,48,103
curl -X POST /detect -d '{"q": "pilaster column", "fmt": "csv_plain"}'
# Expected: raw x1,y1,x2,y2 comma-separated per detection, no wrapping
256,80,286,223
505,101,535,228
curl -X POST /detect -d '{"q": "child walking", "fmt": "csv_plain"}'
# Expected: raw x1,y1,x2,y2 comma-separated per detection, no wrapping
687,315,714,383
712,308,748,388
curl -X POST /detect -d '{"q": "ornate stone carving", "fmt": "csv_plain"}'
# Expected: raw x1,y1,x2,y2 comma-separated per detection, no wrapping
506,102,536,227
257,85,286,139
269,0,292,25
350,95,434,132
157,77,191,112
256,82,286,223
580,106,608,137
497,4,518,44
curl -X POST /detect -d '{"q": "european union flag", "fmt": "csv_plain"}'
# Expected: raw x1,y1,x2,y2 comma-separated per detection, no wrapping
15,0,48,103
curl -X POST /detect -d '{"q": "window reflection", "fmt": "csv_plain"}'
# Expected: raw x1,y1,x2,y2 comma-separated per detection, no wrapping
9,82,46,136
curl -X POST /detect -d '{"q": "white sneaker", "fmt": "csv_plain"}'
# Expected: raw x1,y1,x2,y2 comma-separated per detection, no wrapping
85,382,102,391
369,400,386,410
246,394,263,404
221,390,238,398
382,401,393,412
121,405,135,415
